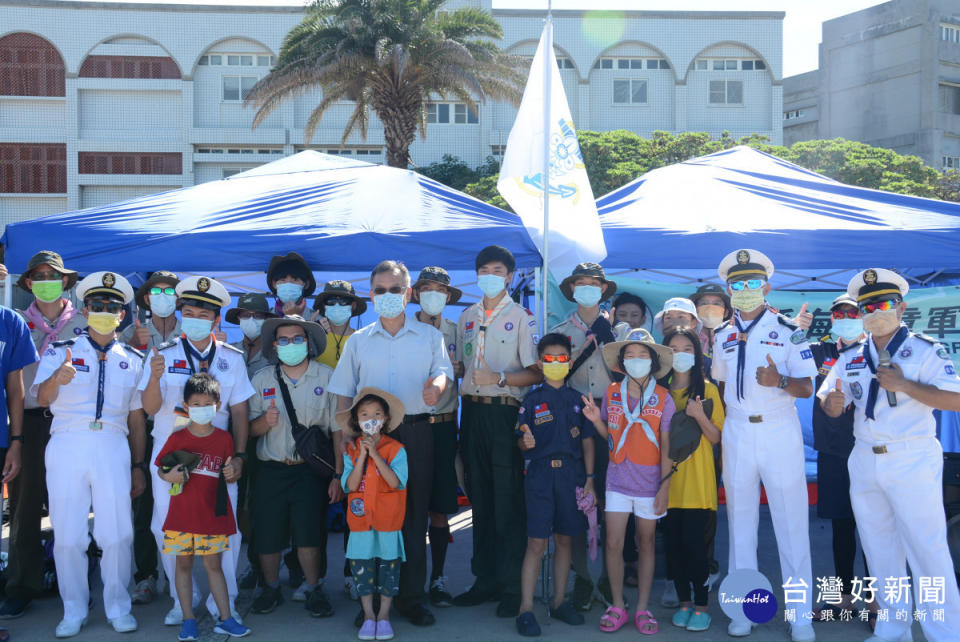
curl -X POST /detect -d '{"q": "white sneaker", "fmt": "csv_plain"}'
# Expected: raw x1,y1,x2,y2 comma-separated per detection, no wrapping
661,581,680,608
345,576,359,601
209,607,243,625
55,617,87,638
164,603,183,626
293,581,310,602
790,623,815,642
727,620,754,637
110,613,138,633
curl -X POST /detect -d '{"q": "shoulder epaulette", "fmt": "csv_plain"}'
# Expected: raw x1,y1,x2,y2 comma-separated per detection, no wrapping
838,339,864,354
715,320,731,332
914,333,939,346
122,344,144,359
156,339,178,351
51,338,76,348
219,342,244,354
776,314,799,331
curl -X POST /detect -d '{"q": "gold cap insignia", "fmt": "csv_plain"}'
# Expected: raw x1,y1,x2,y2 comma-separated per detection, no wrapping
197,277,210,293
102,272,116,288
864,269,878,285
736,250,750,265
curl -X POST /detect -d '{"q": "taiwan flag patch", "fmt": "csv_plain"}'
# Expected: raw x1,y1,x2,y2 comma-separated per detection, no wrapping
174,359,187,369
847,356,866,370
71,358,89,372
263,388,276,399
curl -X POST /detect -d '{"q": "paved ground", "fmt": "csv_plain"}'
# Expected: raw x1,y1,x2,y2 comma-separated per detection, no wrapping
0,505,920,641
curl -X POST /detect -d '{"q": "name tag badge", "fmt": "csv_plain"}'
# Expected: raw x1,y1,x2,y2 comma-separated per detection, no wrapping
89,421,102,431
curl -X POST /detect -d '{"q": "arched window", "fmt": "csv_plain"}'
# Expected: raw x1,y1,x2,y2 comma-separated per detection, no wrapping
0,33,65,97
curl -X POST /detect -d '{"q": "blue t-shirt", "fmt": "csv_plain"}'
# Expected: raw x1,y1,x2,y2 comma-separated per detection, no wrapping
515,383,596,461
0,306,39,447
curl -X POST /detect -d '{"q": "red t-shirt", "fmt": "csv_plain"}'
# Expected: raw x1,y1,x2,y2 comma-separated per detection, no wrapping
155,427,236,536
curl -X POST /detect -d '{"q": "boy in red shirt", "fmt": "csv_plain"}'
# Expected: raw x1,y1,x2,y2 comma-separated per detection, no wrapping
156,374,250,640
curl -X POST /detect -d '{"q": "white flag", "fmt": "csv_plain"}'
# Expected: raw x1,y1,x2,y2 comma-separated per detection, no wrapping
497,19,606,278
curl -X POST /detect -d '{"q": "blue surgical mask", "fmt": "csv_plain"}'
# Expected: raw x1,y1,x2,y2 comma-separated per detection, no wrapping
148,293,176,318
831,318,864,343
374,293,405,319
624,357,652,379
239,317,264,340
277,342,308,366
477,274,506,299
419,290,448,316
276,282,303,304
671,352,696,373
181,317,213,342
187,404,217,425
325,303,353,326
573,285,602,308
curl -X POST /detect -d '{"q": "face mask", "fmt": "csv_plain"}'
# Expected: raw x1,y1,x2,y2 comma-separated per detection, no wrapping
672,352,696,373
360,418,383,436
182,317,213,342
831,318,864,343
325,304,353,326
32,279,63,303
188,404,217,425
374,292,405,319
730,288,765,312
862,309,900,336
239,317,264,340
477,274,506,299
277,342,308,366
87,311,121,335
149,293,176,318
573,285,602,308
542,361,570,381
697,304,725,329
419,290,448,317
276,282,303,304
624,357,652,379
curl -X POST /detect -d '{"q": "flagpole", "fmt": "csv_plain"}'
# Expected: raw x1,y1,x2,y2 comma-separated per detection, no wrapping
541,0,552,335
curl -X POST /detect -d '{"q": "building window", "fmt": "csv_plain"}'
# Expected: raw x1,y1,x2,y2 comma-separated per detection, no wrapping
698,58,765,72
427,103,448,123
197,147,282,155
79,56,180,79
79,152,182,175
941,23,960,43
710,80,743,104
783,109,805,120
0,143,66,193
0,33,66,97
428,103,477,124
199,54,273,67
940,83,960,115
696,59,708,70
491,144,506,157
613,79,647,104
600,57,667,70
556,58,574,69
454,103,479,124
323,148,382,157
222,167,258,178
943,156,960,170
223,76,257,101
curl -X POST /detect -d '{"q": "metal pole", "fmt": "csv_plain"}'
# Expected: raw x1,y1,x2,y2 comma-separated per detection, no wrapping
541,2,552,334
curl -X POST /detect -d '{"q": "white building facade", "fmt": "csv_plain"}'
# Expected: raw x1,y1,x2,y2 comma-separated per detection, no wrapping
0,0,783,230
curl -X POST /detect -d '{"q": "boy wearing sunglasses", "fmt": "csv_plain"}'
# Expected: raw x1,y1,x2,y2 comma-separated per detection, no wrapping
120,271,181,353
514,333,596,636
711,249,817,642
818,268,960,642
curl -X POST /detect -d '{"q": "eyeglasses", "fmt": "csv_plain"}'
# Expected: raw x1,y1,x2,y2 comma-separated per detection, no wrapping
372,286,404,295
276,336,307,346
729,279,766,291
149,287,175,296
87,300,123,314
325,296,352,306
30,271,61,281
541,354,570,363
860,299,898,314
831,309,861,320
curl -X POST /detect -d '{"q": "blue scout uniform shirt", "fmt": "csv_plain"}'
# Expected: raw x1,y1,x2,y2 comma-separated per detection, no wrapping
0,306,39,446
515,383,595,461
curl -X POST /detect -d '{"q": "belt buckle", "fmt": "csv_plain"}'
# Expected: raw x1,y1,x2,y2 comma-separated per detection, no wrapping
748,415,763,424
872,445,888,454
551,459,562,468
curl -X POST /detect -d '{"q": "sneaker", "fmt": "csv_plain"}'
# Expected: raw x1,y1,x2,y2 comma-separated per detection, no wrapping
178,618,199,641
429,576,453,608
345,576,360,601
164,603,184,626
293,581,310,602
131,577,157,605
375,619,394,640
251,585,283,614
515,611,541,637
210,607,244,625
0,596,30,619
672,606,693,628
109,612,138,633
571,575,594,612
661,581,680,608
358,619,376,641
306,586,334,618
728,620,754,637
213,616,251,638
686,610,712,632
55,617,87,638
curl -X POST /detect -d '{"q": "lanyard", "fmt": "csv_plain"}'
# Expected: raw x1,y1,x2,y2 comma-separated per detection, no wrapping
614,377,659,457
86,335,116,426
863,325,908,420
734,308,766,401
182,335,216,374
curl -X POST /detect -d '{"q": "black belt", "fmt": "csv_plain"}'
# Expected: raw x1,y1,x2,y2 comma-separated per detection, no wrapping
463,394,521,408
403,413,431,424
24,408,52,418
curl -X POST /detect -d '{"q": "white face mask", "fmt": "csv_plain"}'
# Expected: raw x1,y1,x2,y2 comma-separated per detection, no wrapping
187,404,217,425
477,274,506,299
148,293,177,318
624,357,652,379
239,317,264,340
360,418,383,435
672,352,696,373
697,304,725,329
573,285,602,308
862,309,900,336
419,290,447,317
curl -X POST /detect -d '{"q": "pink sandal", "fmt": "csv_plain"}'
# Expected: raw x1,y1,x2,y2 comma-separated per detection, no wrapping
635,610,659,635
600,606,629,632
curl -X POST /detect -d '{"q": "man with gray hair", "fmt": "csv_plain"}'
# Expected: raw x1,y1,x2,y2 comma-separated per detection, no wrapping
328,260,453,627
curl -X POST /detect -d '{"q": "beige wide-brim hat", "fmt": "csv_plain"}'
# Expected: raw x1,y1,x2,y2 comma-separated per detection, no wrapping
335,387,406,433
601,328,674,379
261,315,326,364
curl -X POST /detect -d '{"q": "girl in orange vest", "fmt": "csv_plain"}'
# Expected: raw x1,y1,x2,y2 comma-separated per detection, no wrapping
336,388,408,641
583,329,676,635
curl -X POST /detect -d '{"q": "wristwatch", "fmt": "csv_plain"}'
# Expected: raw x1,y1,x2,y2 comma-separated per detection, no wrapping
131,461,148,473
497,371,507,388
777,375,789,390
9,435,23,444
233,452,248,462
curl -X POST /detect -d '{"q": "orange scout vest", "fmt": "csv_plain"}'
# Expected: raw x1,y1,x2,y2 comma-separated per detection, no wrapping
604,381,669,466
345,435,407,533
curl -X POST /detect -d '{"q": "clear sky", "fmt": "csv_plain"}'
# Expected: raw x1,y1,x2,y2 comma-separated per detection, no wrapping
76,0,890,77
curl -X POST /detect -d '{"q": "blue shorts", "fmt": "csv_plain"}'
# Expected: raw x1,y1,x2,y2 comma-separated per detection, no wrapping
524,455,587,539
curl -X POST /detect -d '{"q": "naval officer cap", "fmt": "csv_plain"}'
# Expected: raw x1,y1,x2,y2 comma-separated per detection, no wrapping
718,249,774,283
846,268,909,304
76,271,134,305
176,276,231,311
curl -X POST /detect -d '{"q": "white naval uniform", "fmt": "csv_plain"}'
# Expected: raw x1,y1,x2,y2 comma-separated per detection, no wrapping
136,336,254,612
819,327,960,642
711,309,817,617
32,335,144,623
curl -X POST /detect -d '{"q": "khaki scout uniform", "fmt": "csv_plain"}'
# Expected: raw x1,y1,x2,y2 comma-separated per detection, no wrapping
232,340,271,381
118,317,181,352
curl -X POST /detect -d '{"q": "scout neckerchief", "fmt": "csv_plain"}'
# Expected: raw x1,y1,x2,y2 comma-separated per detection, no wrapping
734,307,767,401
863,324,909,421
472,293,513,368
86,334,116,430
614,376,659,458
182,334,217,374
23,299,78,354
567,312,616,380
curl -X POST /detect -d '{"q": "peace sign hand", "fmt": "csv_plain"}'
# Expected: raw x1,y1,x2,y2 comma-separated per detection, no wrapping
581,395,601,423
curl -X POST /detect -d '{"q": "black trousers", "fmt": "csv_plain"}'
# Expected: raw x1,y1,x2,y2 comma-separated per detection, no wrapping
132,433,157,583
391,418,434,609
663,508,713,607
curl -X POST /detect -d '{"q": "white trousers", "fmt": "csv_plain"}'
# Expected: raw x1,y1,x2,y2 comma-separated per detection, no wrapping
849,438,960,642
150,436,240,615
722,412,814,616
46,430,133,622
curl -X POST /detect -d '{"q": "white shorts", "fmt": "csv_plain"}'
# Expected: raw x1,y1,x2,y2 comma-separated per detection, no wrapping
606,490,664,520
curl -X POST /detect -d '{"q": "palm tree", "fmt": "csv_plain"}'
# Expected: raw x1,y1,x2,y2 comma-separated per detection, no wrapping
246,0,526,168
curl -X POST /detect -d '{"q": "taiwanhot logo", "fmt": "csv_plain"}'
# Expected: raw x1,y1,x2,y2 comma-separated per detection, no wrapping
719,569,778,626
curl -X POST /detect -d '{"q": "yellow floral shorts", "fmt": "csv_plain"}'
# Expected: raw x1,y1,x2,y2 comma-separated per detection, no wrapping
162,531,229,556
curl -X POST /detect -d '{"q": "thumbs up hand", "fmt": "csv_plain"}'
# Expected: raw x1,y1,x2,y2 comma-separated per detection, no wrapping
149,347,165,380
422,379,440,406
213,321,227,344
53,348,77,385
824,378,846,417
265,398,280,427
756,353,782,387
793,302,813,332
472,355,500,386
133,318,150,348
519,424,536,451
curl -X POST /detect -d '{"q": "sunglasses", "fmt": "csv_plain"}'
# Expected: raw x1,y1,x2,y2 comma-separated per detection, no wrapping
150,287,176,296
276,336,307,346
860,299,898,314
729,279,766,291
237,312,267,321
372,286,404,295
541,354,570,363
30,271,61,281
325,296,352,306
88,301,123,314
831,309,861,320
